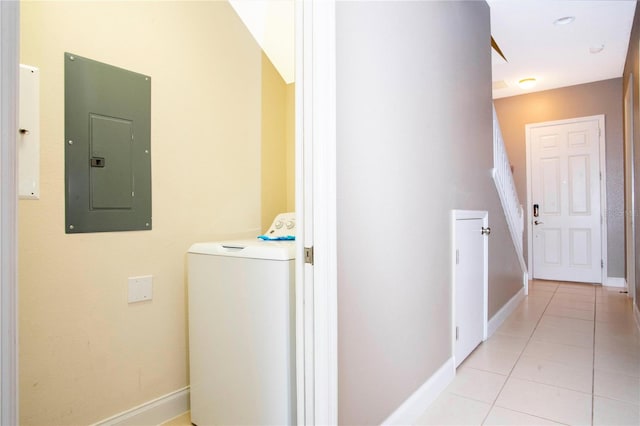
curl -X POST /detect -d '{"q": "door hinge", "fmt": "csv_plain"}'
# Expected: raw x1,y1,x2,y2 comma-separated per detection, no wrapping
304,246,314,265
455,326,459,341
601,259,604,268
455,249,460,265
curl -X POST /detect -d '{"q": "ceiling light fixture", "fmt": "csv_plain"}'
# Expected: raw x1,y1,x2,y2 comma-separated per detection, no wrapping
554,16,575,26
518,78,537,89
590,44,605,54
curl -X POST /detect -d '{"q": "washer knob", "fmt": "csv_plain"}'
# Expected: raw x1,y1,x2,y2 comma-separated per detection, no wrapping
275,220,284,229
286,220,295,229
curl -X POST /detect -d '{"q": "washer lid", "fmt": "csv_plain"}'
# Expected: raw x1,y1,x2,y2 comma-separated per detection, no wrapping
188,239,295,260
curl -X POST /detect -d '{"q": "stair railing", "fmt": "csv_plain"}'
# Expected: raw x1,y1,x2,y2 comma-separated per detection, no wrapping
491,105,528,276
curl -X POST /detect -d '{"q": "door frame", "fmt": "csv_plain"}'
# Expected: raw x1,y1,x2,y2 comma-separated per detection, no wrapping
450,210,488,367
525,115,607,284
296,0,338,424
0,0,20,424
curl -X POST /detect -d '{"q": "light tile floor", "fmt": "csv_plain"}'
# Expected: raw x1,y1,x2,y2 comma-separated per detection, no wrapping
165,281,639,426
416,280,640,426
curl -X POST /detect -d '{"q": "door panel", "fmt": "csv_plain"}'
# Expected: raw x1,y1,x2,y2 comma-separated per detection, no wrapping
455,218,485,367
531,119,602,283
568,155,589,214
569,228,591,266
541,158,560,213
542,228,561,265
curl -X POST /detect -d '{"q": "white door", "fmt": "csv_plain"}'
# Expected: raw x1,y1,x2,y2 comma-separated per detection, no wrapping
455,217,486,367
529,118,603,283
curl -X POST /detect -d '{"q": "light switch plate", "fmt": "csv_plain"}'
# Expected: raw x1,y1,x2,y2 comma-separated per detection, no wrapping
19,64,40,199
128,275,153,303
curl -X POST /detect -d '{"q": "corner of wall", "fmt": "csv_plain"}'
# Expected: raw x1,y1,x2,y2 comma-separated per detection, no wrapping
93,387,189,426
381,359,455,426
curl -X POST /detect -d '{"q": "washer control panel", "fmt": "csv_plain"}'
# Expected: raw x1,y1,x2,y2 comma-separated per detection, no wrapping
264,212,296,238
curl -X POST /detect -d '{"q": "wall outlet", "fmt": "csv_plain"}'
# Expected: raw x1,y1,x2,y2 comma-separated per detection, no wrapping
128,275,153,303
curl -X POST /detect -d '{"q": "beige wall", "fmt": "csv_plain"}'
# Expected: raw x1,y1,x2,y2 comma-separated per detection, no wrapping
285,83,296,212
261,53,290,232
494,79,625,278
19,1,289,424
336,1,522,423
623,0,640,312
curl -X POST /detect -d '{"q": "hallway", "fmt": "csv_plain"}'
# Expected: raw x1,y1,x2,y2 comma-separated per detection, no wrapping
416,280,640,425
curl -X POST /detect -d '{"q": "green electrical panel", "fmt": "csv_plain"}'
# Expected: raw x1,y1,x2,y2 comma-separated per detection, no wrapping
65,52,151,233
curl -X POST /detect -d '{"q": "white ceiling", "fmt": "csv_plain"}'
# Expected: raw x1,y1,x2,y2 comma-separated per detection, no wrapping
489,0,637,99
231,0,637,95
230,0,294,84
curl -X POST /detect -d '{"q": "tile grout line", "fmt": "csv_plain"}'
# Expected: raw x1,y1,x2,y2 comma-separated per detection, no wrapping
479,281,559,425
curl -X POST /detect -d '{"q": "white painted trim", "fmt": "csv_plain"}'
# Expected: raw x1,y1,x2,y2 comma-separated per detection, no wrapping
451,210,489,367
92,387,189,426
526,125,533,279
600,116,608,284
381,358,455,426
492,105,526,277
0,1,20,424
298,1,338,424
605,277,627,289
525,115,607,284
487,287,525,338
293,1,306,423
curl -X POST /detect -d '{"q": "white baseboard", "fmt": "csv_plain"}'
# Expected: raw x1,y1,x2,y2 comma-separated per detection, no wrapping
487,287,525,338
605,277,627,289
92,386,190,426
382,358,455,425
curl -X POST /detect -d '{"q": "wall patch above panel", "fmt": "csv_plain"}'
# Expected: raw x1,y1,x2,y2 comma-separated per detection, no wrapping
65,53,151,233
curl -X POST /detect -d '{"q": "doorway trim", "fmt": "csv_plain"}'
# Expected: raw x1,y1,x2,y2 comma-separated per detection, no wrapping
450,210,488,367
525,115,607,284
0,0,20,424
296,1,338,425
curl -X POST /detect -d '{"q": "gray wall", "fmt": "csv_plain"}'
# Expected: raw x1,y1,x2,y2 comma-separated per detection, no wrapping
494,79,625,279
623,1,640,312
336,1,522,424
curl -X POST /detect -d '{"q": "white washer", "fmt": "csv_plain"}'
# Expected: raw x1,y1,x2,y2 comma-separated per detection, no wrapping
188,214,296,426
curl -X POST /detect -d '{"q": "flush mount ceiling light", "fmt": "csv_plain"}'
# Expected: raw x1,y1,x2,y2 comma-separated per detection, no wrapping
518,78,537,89
590,44,605,54
554,16,575,26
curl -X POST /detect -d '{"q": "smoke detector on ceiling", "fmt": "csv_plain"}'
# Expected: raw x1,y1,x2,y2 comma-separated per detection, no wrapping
554,16,575,26
590,44,605,54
